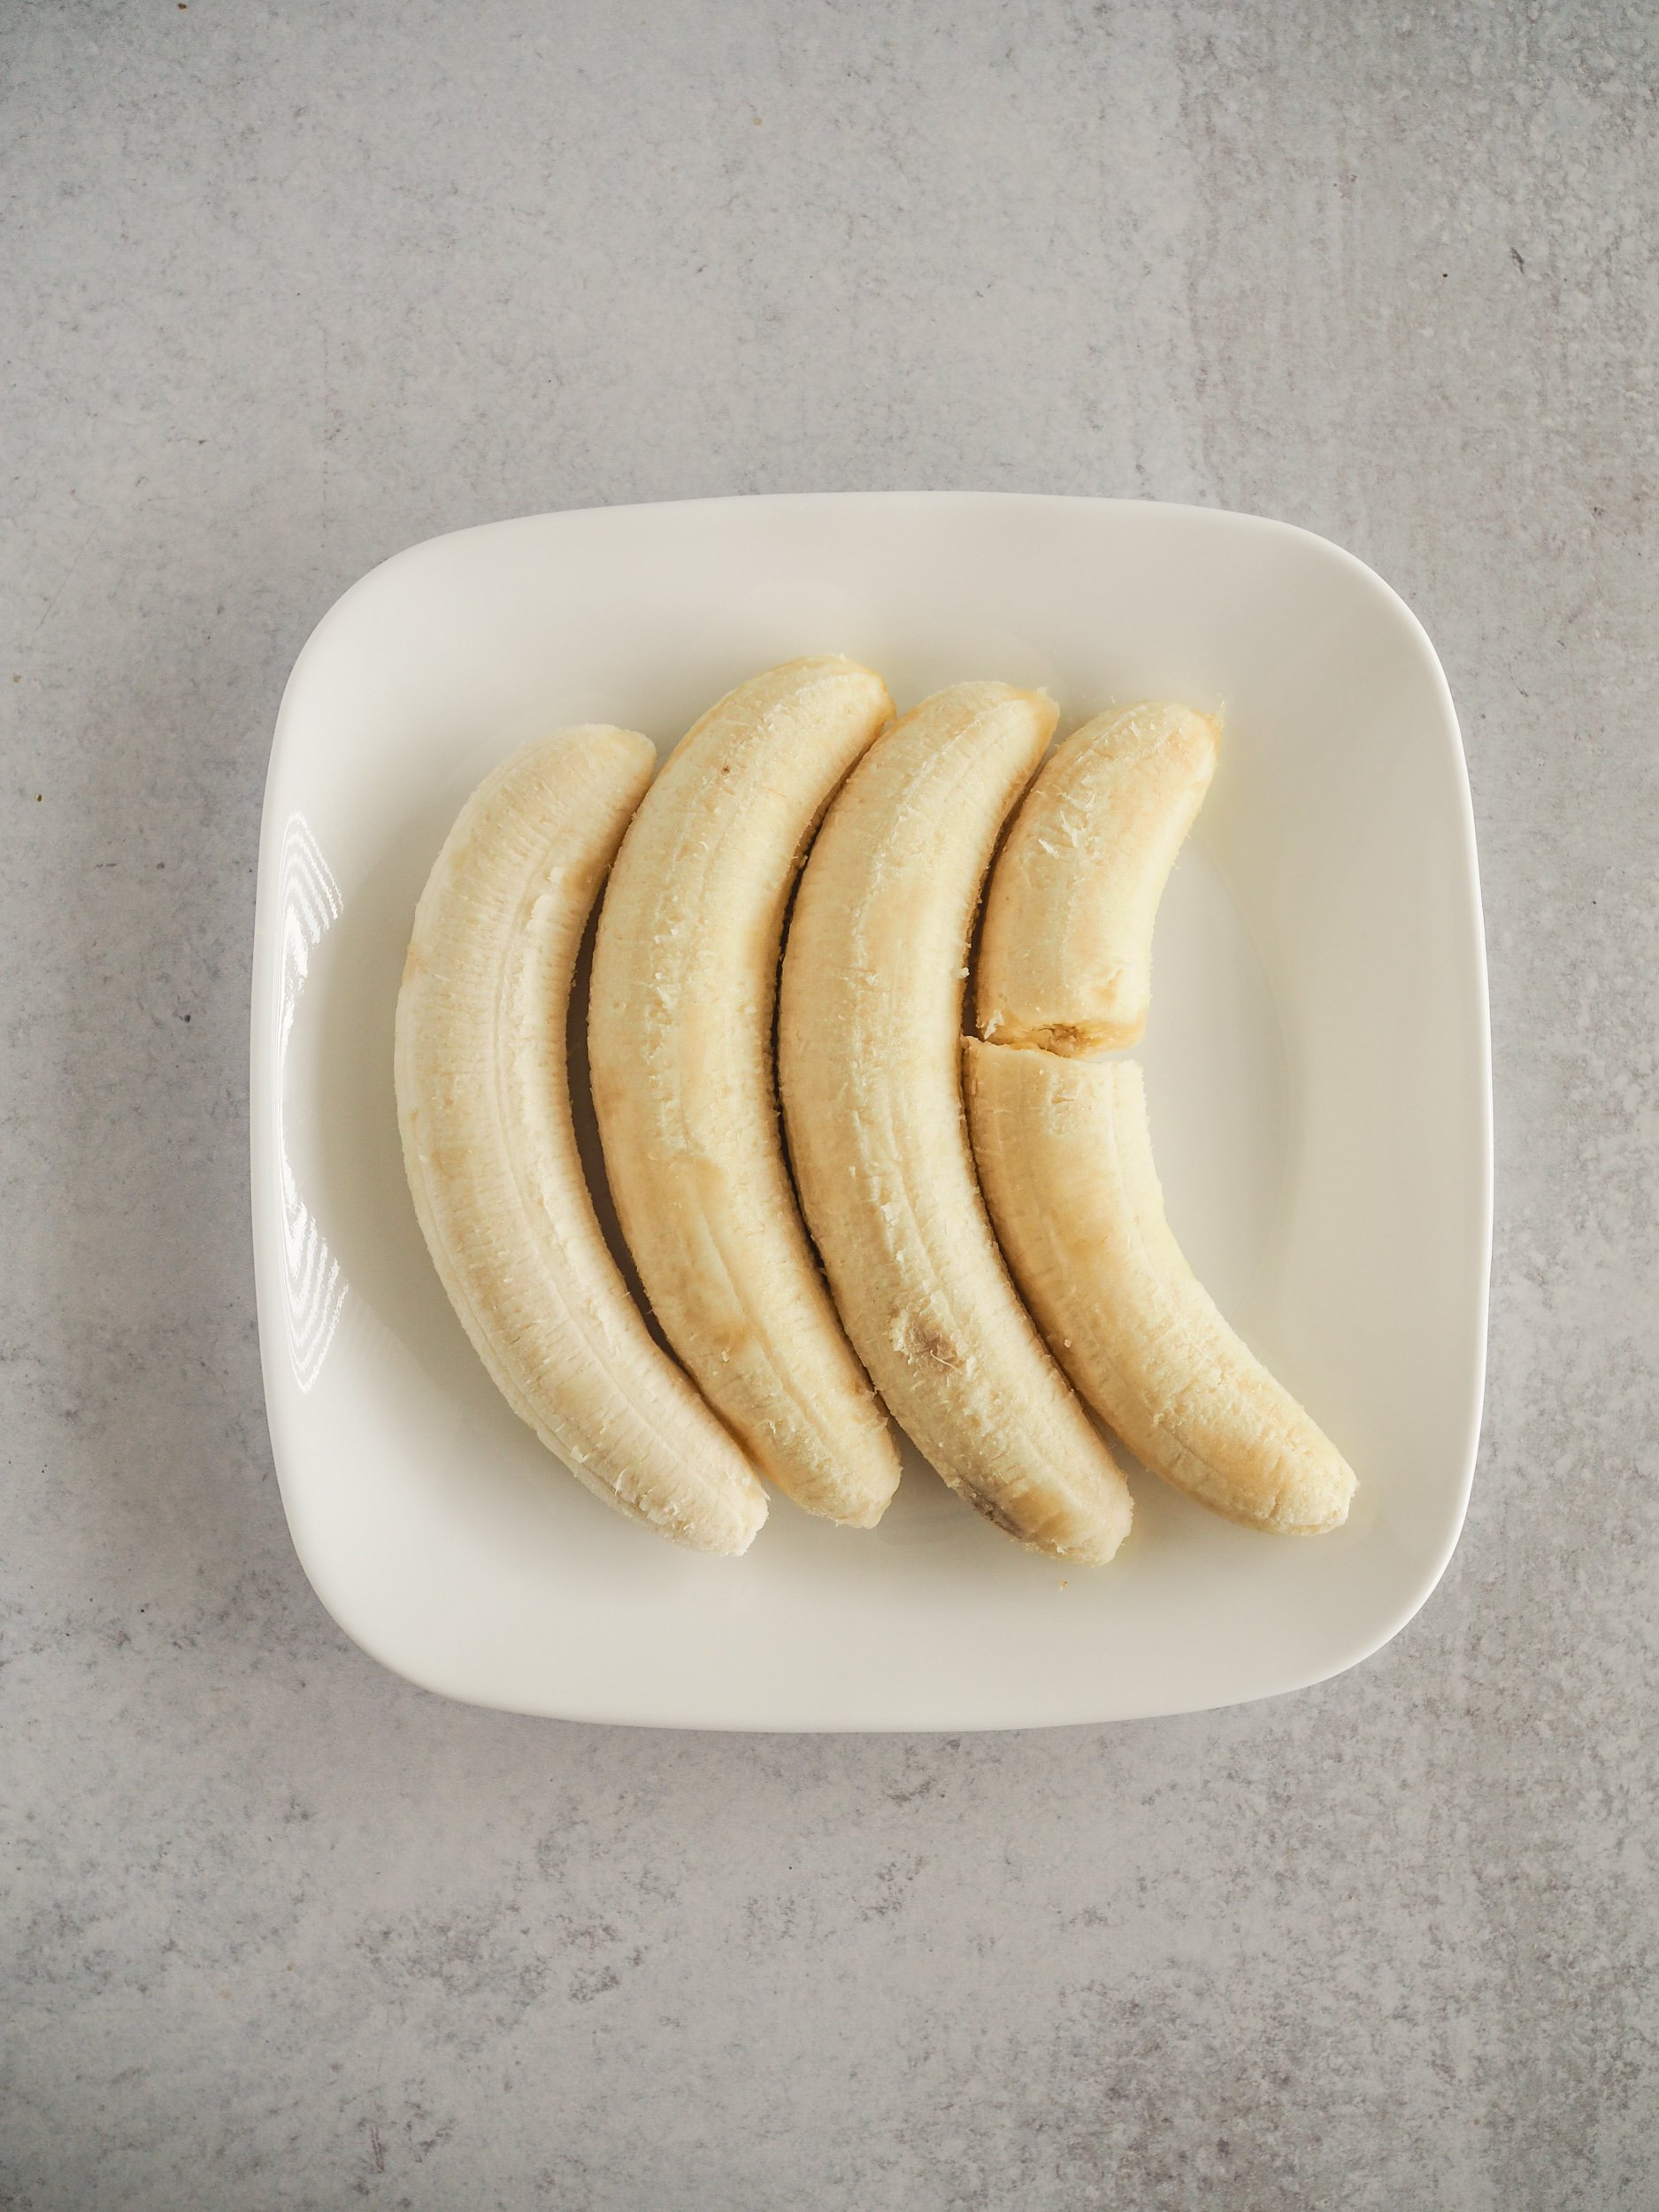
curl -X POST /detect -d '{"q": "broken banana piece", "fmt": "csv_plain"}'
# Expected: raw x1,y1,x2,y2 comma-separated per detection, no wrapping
965,1041,1356,1534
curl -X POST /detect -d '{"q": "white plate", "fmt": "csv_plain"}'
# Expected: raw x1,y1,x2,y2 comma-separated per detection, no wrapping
251,494,1490,1731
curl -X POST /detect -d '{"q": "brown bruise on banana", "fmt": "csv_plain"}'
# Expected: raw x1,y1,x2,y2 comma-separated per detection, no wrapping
956,1483,1026,1540
895,1310,969,1373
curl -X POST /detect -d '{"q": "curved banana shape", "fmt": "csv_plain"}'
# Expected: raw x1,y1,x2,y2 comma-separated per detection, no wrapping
589,659,901,1526
779,682,1135,1564
964,1042,1356,1533
396,726,768,1556
977,701,1219,1055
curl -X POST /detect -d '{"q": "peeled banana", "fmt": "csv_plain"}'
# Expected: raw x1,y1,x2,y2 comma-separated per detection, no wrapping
589,658,902,1526
977,701,1219,1055
779,682,1135,1564
395,726,769,1556
964,1042,1356,1533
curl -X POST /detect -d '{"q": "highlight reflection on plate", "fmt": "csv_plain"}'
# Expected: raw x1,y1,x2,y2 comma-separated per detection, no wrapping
276,813,346,1394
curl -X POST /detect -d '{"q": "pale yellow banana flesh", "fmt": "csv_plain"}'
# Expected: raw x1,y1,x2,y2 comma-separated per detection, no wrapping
589,658,902,1526
395,726,768,1556
965,1041,1356,1534
779,683,1135,1565
977,702,1219,1055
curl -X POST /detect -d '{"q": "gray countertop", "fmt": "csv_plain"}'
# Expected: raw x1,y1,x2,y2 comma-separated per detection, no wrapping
5,3,1655,2206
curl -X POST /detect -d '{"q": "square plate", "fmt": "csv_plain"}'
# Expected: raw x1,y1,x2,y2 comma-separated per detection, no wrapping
251,494,1490,1730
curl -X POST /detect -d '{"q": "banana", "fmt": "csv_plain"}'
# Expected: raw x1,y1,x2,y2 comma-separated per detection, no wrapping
589,659,902,1526
964,1042,1356,1533
977,701,1219,1055
395,726,768,1556
778,682,1135,1564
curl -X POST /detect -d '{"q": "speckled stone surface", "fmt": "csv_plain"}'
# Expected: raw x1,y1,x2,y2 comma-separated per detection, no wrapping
4,2,1655,2206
